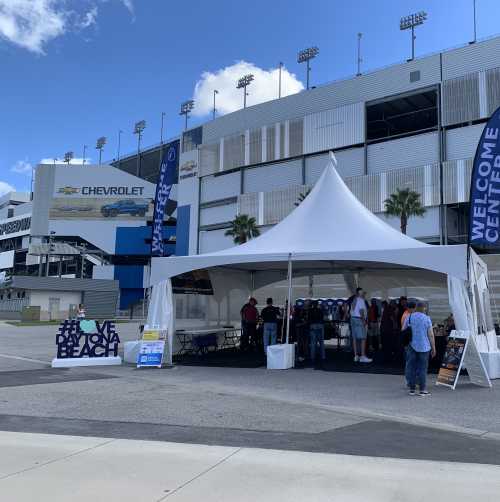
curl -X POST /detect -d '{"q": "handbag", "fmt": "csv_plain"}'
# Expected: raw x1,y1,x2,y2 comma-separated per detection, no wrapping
401,314,413,347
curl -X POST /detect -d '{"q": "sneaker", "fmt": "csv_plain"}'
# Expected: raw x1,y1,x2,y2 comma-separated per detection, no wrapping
418,390,430,397
408,390,416,396
354,355,360,362
359,356,373,363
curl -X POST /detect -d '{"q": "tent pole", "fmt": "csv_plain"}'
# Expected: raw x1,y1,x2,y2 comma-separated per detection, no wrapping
286,253,293,344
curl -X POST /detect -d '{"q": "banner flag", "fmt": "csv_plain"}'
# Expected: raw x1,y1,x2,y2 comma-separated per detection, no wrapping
151,140,179,256
469,106,500,249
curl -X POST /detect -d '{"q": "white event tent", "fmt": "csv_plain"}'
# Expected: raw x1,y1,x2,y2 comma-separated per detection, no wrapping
149,154,499,374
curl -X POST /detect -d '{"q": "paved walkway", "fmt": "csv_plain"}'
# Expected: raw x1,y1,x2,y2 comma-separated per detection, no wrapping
1,431,500,502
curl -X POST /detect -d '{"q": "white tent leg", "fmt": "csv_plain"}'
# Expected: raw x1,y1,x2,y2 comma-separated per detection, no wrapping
286,254,293,344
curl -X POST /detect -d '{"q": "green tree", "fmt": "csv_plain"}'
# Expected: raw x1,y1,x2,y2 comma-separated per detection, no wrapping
294,188,312,207
224,214,260,244
384,188,426,235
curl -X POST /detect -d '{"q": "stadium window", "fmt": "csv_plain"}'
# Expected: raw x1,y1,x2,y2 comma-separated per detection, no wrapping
366,89,438,142
182,127,202,153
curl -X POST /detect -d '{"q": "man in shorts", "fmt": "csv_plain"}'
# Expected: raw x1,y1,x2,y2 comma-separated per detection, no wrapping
350,288,372,363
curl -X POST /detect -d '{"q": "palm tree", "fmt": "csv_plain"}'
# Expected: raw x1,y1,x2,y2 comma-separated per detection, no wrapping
294,188,311,207
225,214,260,244
384,188,426,234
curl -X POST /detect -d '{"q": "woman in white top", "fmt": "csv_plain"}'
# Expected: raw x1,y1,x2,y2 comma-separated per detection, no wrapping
77,304,86,320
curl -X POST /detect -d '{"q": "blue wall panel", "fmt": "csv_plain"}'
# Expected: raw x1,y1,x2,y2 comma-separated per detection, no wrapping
176,205,190,256
115,226,176,256
114,265,144,309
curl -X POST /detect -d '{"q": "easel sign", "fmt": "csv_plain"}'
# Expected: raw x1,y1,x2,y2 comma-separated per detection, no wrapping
436,331,491,389
137,327,167,368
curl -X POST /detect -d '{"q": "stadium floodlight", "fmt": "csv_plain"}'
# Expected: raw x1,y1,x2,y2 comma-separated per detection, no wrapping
400,11,427,60
179,100,195,130
63,151,74,165
133,120,146,175
297,46,319,90
95,136,107,166
236,74,254,109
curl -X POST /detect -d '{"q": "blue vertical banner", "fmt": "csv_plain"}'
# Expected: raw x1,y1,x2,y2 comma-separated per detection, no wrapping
469,106,500,249
151,140,179,256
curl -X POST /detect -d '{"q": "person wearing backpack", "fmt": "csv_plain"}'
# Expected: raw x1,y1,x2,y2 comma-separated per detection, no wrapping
401,302,436,396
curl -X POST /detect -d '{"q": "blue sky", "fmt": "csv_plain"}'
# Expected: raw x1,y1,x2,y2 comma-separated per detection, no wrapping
1,0,500,193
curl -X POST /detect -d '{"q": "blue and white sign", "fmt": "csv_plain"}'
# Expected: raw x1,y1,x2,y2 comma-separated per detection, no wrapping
151,140,179,256
137,340,165,367
469,106,500,248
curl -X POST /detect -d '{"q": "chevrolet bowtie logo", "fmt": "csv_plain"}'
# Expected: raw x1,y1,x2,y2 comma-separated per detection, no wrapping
57,186,79,195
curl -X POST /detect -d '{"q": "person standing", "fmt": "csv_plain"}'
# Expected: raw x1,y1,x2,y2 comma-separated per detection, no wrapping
402,301,417,386
308,300,325,364
261,297,280,354
77,303,86,320
402,301,436,396
240,297,258,352
367,299,380,351
350,288,372,363
380,300,397,362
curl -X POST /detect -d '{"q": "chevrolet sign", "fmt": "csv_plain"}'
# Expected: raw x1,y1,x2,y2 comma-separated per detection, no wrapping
56,186,145,196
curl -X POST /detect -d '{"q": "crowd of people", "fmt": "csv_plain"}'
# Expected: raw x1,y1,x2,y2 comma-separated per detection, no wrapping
240,288,453,394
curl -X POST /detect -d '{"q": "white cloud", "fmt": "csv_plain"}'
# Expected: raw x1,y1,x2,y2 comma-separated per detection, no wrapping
40,157,92,165
0,1,133,54
11,159,32,174
120,0,134,17
0,0,67,54
79,6,98,29
192,61,304,118
0,181,15,195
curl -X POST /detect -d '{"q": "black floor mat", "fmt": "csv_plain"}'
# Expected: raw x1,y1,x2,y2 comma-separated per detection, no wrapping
174,347,440,375
175,350,266,368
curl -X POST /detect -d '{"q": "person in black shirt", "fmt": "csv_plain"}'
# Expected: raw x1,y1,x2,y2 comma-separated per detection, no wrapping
308,301,325,363
261,297,281,354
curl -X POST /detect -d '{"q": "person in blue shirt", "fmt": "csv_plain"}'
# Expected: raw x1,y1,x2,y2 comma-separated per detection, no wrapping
402,302,436,396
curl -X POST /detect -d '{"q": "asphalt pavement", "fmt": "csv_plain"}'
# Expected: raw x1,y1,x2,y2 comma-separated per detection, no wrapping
0,321,499,467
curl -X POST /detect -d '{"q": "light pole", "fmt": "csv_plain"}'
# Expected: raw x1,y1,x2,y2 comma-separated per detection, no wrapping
82,145,88,165
160,112,166,144
356,33,363,76
63,151,74,165
297,46,319,90
117,129,123,167
179,100,194,130
278,62,283,98
472,0,477,43
96,136,106,166
236,74,254,108
159,112,166,168
212,90,218,120
133,120,146,176
46,231,55,277
400,11,427,61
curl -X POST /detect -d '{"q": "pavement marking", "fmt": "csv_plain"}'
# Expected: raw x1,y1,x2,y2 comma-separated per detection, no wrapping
0,354,50,365
157,447,242,501
0,437,116,481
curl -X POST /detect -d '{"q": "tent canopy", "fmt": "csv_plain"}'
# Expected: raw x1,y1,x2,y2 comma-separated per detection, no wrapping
151,154,469,284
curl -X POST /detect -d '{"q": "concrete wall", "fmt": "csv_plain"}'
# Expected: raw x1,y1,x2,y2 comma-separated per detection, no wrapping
29,290,82,321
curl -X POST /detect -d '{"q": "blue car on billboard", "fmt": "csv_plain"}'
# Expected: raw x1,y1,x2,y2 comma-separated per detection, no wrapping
101,199,149,217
